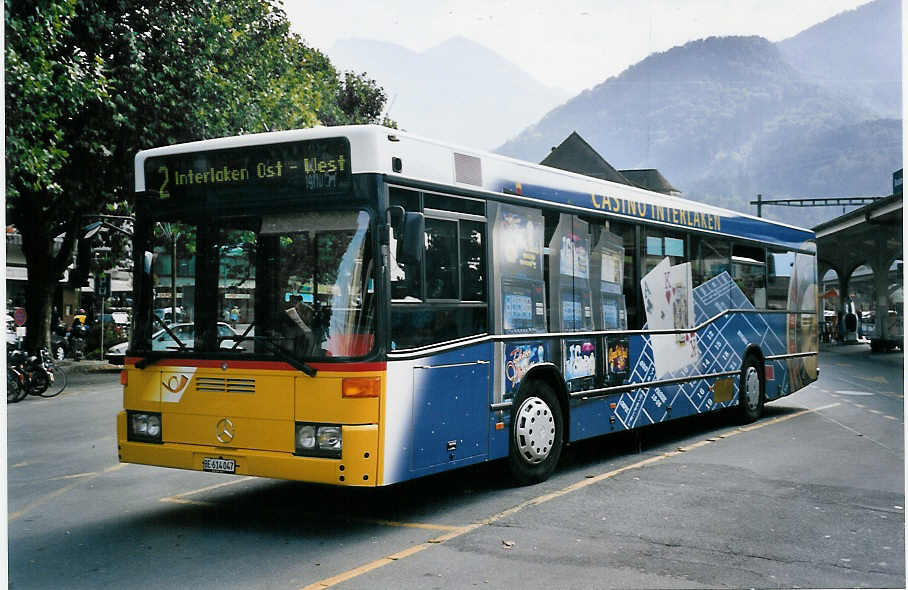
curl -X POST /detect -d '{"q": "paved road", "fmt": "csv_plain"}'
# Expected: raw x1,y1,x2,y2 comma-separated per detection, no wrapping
7,346,904,589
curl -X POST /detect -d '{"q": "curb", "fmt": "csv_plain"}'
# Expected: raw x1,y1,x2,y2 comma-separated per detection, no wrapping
57,361,123,374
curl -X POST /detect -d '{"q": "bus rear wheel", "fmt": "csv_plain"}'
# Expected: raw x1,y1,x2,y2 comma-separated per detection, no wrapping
507,380,563,485
739,356,764,423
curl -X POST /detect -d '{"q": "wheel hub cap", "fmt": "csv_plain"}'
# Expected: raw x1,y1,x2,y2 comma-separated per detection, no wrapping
514,396,556,463
744,366,760,410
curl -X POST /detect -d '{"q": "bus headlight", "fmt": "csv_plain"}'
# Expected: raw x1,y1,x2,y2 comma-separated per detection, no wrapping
317,426,342,452
294,422,342,458
296,424,316,450
127,411,163,443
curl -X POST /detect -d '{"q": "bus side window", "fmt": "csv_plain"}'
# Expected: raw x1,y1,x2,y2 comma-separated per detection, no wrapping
767,250,795,310
692,236,730,287
390,188,422,301
607,220,640,329
732,244,767,307
425,219,458,299
460,220,486,301
644,228,687,274
390,190,488,350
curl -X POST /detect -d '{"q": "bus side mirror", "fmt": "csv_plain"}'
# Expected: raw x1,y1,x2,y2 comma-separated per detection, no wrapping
388,207,424,266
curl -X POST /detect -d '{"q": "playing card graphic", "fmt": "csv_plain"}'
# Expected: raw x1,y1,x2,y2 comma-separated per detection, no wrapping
641,258,698,377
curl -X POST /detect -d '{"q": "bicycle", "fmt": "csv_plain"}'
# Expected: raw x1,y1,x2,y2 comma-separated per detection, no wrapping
7,347,67,400
30,348,67,398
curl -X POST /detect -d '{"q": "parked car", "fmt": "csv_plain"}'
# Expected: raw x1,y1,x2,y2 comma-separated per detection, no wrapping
153,307,184,324
100,312,130,326
106,322,240,364
98,312,131,338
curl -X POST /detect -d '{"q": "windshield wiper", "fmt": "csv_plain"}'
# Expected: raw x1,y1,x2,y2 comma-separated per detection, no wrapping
221,334,317,377
135,314,188,369
232,322,255,351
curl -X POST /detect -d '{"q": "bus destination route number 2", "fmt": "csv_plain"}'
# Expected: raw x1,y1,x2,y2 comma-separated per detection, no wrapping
144,138,351,200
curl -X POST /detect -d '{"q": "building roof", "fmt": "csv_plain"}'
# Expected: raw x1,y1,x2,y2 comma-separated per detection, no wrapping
618,169,681,196
539,132,634,186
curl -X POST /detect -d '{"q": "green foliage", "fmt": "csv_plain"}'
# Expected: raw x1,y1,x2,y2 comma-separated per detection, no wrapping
320,71,396,128
86,322,127,358
5,0,390,351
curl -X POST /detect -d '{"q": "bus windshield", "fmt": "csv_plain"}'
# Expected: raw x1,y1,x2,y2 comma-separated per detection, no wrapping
140,210,375,360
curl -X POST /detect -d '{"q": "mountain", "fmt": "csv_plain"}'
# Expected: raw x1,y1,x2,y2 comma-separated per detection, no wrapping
499,36,875,182
496,1,901,227
328,36,569,149
778,0,901,119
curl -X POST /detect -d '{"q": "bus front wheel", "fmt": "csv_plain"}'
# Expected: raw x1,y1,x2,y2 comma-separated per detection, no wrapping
739,356,764,423
507,380,563,485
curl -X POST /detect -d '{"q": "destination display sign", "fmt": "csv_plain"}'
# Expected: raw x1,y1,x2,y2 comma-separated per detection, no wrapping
143,137,351,200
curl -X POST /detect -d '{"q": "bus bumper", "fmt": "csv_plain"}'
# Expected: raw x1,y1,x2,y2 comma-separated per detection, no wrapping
117,411,379,486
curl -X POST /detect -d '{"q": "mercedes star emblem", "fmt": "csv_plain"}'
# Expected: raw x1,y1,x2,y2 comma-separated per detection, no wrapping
216,418,235,443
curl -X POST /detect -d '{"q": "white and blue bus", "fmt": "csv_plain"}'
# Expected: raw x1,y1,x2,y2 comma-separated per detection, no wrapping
118,125,818,485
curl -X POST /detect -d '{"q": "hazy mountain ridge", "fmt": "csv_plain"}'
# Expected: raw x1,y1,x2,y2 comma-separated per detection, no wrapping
498,35,876,183
328,36,569,149
496,0,901,227
778,0,900,118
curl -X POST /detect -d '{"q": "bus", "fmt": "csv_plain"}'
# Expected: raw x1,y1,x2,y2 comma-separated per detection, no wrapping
117,125,819,486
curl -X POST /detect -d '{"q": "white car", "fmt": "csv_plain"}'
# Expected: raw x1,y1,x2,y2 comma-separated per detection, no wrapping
106,322,241,364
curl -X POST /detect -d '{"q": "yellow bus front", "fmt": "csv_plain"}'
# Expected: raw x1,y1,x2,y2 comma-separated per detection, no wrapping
117,360,386,486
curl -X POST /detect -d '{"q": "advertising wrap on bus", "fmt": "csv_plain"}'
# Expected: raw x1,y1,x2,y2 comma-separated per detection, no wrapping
498,181,815,252
143,138,352,201
119,126,821,490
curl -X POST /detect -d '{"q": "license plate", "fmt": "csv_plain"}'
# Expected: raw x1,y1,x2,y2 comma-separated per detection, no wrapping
202,457,236,474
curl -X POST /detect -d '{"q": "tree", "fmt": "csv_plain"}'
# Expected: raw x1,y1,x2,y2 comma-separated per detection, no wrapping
6,0,390,353
320,71,396,128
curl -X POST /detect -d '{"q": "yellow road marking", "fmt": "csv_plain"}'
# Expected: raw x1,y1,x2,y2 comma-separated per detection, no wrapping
301,402,840,589
9,480,83,522
856,375,888,384
10,462,30,468
49,472,97,481
159,476,254,505
884,415,899,421
160,497,217,507
388,545,429,560
356,519,462,532
9,462,131,522
157,479,465,532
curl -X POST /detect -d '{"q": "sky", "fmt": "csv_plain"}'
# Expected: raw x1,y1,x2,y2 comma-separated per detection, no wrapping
287,0,875,94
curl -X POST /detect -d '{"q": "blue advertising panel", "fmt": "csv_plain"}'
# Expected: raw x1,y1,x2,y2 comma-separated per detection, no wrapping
496,180,814,251
504,340,551,399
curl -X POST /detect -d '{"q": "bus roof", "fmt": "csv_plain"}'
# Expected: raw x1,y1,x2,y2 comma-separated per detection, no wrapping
135,125,815,250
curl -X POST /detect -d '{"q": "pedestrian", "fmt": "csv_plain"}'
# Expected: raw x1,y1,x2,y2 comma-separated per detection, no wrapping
229,305,240,327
